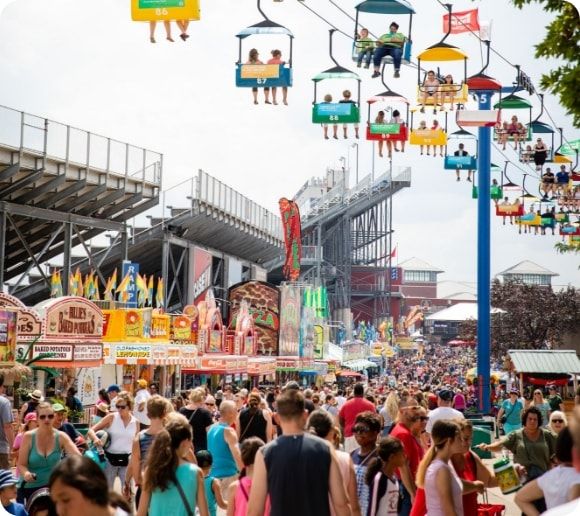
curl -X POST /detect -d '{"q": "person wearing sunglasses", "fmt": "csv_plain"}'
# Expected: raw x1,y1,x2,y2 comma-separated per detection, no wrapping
548,411,568,435
390,394,424,516
17,402,80,505
351,412,381,516
87,391,139,490
530,390,551,427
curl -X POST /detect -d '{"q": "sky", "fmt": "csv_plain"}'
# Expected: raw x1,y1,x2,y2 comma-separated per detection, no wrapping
0,0,579,288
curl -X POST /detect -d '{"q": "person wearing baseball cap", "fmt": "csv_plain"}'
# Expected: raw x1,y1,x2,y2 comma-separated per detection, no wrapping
0,469,26,515
134,379,151,430
547,384,564,412
106,385,121,412
52,403,84,448
425,389,464,434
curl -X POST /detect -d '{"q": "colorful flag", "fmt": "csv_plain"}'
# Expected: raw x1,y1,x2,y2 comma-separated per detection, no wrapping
84,271,94,299
155,277,164,308
104,269,117,301
390,246,398,259
93,275,100,301
116,271,131,302
443,8,480,34
50,270,62,298
136,273,148,307
147,275,154,306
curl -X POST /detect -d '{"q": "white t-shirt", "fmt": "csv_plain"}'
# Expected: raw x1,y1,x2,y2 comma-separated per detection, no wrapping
426,406,465,433
376,476,400,516
336,396,347,409
542,498,580,516
536,465,580,510
133,389,151,425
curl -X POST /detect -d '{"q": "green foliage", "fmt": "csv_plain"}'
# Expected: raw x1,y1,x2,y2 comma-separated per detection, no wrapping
509,0,580,127
555,241,580,255
459,279,580,352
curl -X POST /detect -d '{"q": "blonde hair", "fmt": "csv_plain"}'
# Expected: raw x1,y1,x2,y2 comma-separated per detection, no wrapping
116,391,134,410
416,420,460,488
324,94,332,103
549,410,568,431
385,391,399,423
189,387,205,404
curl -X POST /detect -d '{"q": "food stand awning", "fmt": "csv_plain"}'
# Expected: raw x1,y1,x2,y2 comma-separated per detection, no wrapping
508,350,580,374
182,355,248,375
342,359,378,371
248,357,276,377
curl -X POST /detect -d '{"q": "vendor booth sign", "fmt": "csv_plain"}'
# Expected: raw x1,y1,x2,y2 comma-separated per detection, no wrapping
0,310,17,366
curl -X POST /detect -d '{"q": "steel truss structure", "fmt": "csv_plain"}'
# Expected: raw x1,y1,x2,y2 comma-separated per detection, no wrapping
299,166,411,324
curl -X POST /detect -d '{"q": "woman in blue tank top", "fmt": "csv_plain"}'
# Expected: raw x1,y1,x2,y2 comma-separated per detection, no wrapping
137,418,209,516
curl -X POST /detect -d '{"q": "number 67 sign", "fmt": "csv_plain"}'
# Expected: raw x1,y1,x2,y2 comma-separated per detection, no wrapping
131,0,200,22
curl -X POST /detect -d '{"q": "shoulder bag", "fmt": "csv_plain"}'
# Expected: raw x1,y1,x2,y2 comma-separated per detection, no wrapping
500,401,518,425
239,409,261,441
174,475,195,516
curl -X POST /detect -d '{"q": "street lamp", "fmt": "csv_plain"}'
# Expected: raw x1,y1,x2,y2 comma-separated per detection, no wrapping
351,142,359,185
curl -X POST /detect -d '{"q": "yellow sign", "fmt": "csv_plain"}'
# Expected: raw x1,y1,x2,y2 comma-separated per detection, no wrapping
151,313,170,340
240,64,280,80
131,0,200,22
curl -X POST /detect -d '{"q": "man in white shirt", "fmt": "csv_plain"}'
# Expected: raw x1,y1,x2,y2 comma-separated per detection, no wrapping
133,379,151,430
335,389,347,409
425,389,464,434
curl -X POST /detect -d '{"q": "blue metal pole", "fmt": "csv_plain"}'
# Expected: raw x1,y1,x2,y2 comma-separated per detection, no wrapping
476,91,492,414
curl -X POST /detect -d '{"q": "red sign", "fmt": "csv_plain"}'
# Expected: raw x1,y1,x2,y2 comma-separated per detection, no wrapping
443,9,480,34
192,247,212,304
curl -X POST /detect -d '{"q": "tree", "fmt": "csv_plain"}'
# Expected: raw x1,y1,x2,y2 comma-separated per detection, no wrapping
458,279,580,353
555,241,580,256
508,0,580,127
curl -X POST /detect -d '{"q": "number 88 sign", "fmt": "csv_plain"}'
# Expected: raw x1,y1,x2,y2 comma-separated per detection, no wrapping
131,0,200,22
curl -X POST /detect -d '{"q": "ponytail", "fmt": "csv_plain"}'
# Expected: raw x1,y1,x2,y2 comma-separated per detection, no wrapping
144,419,192,492
415,445,437,488
416,420,460,488
365,457,383,485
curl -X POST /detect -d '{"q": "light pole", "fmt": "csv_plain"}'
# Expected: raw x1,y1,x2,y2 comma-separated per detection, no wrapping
351,142,359,185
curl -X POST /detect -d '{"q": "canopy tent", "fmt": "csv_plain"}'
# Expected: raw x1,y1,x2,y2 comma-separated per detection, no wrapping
508,350,580,395
425,302,505,322
342,359,378,371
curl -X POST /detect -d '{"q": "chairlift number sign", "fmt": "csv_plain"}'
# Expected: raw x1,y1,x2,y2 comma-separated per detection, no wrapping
131,0,200,22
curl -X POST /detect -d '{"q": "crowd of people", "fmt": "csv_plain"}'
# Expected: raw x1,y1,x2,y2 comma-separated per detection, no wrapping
0,340,578,515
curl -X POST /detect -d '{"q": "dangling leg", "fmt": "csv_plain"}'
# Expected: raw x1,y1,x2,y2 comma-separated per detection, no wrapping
252,88,258,105
272,87,278,105
283,87,288,105
378,141,384,158
164,21,174,42
149,21,156,43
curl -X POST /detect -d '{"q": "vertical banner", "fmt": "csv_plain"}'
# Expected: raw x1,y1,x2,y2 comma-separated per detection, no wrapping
192,247,213,305
122,261,139,308
0,310,17,366
279,284,301,356
300,287,315,359
76,367,101,406
313,325,324,360
279,198,302,281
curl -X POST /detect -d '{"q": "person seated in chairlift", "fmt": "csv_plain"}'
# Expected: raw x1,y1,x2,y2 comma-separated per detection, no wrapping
439,74,456,111
390,109,405,153
430,120,444,157
246,49,271,105
419,70,441,114
520,144,533,164
541,167,555,200
533,138,548,171
555,165,570,195
375,110,387,158
453,143,473,182
321,94,338,140
355,28,375,69
339,90,359,139
372,21,406,79
418,120,428,155
541,206,556,236
497,121,510,150
499,197,512,225
267,50,289,106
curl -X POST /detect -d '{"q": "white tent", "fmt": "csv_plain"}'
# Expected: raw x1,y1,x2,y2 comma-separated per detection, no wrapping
425,302,505,322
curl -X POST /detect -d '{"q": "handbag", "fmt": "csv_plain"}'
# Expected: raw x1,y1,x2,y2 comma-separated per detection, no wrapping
477,490,505,515
104,451,130,467
174,475,194,516
500,401,517,425
239,409,260,441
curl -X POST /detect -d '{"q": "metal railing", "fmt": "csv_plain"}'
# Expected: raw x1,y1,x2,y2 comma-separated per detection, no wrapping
156,170,283,241
0,104,163,186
